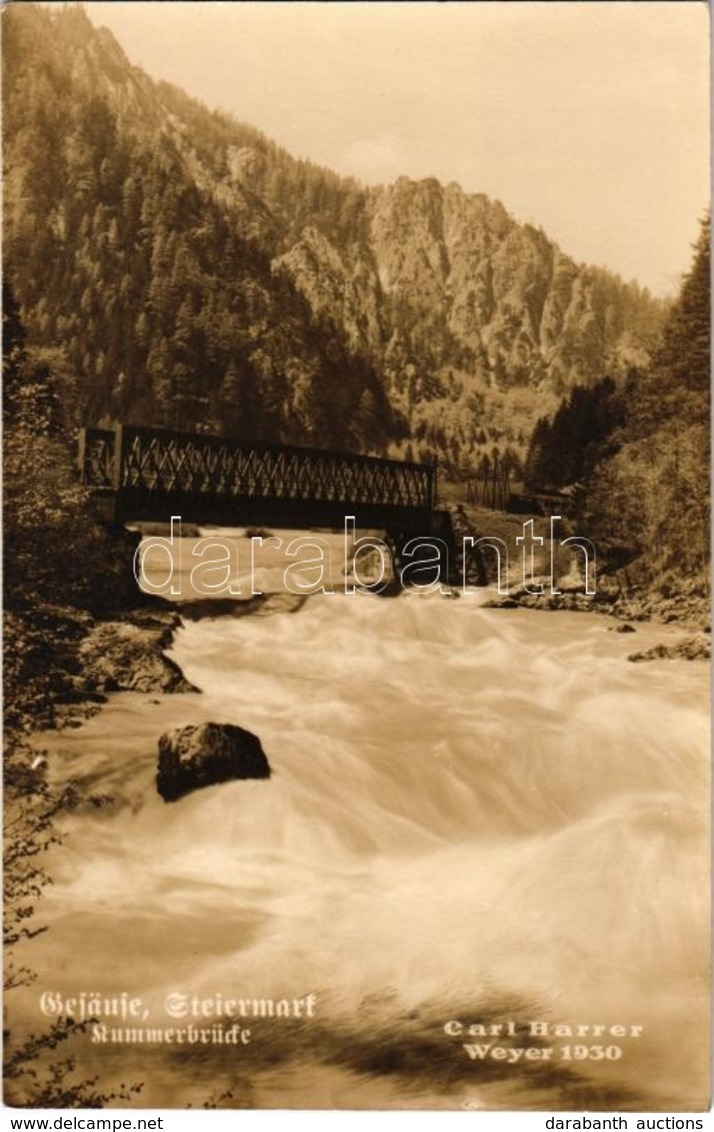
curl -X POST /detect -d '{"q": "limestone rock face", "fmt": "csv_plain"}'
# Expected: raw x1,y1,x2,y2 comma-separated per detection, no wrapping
157,722,271,802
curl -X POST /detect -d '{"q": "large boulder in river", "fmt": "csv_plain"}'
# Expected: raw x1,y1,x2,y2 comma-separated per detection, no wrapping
157,722,271,802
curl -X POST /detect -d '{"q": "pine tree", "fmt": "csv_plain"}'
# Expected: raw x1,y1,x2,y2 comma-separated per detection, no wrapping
633,214,710,434
584,215,710,580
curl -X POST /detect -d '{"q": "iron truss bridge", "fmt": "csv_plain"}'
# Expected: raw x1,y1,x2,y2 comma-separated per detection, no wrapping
78,424,486,584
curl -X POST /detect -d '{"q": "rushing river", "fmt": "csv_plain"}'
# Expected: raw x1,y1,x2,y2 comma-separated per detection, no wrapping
16,534,711,1111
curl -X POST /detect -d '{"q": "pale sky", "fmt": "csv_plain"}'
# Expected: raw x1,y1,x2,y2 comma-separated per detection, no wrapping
82,1,710,296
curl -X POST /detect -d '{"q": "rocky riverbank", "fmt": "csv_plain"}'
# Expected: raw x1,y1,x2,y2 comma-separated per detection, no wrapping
453,502,709,645
5,599,200,740
483,573,710,660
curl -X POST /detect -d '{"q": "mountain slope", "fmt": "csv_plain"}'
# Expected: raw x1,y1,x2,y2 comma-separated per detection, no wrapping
2,2,665,471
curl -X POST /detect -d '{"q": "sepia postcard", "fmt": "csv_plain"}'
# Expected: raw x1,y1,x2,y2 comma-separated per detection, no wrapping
2,0,710,1116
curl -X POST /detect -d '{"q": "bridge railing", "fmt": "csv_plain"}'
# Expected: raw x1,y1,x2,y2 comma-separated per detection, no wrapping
78,424,437,513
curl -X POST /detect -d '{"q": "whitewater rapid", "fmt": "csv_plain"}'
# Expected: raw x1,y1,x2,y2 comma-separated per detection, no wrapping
19,581,711,1110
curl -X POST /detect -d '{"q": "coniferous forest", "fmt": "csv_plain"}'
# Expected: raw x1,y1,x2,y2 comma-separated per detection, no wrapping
4,3,667,470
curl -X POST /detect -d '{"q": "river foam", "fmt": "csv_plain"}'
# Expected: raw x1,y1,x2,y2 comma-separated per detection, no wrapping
21,587,711,1110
